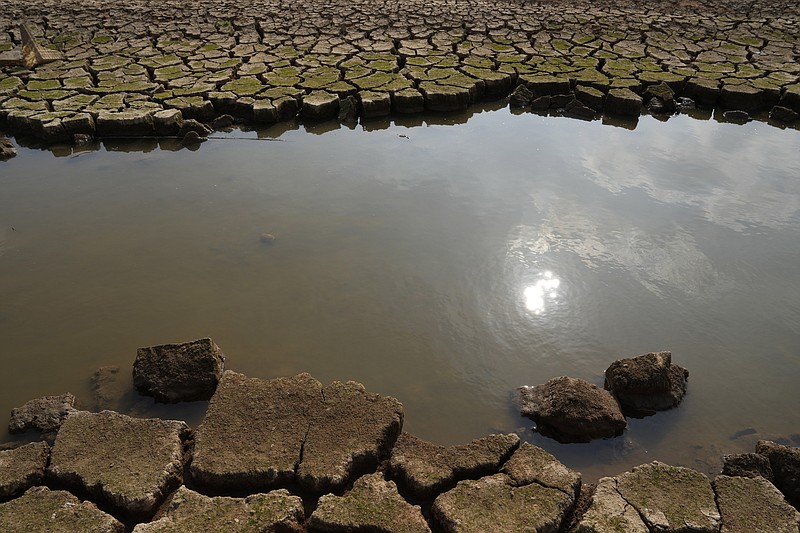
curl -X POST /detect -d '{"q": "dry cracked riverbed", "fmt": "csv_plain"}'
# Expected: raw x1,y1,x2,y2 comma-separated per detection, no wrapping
1,368,799,532
1,0,800,146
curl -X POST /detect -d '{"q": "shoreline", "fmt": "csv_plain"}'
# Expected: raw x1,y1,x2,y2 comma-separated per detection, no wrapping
1,366,798,531
1,0,799,148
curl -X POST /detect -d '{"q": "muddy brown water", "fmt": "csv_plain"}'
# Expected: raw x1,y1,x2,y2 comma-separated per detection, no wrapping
1,106,799,481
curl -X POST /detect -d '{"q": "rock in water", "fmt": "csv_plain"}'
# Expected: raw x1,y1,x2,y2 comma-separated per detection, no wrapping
8,393,77,434
133,337,225,403
519,377,626,443
604,351,688,416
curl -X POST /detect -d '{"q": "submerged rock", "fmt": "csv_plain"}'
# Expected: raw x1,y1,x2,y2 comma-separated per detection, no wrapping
132,486,304,532
0,442,49,499
48,410,189,519
8,393,77,434
191,371,403,494
519,377,626,443
389,432,520,499
432,472,574,532
133,337,225,403
604,351,688,416
0,486,124,532
755,440,800,508
91,366,129,412
713,475,800,533
309,473,430,532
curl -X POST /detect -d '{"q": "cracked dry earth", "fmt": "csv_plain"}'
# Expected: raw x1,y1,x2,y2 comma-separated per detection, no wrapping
0,0,799,145
1,371,799,532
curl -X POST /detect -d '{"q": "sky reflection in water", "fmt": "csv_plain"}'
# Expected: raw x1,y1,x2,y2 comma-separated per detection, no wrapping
0,107,799,480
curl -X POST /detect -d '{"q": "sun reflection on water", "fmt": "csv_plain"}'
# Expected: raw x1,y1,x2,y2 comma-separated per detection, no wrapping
523,271,561,315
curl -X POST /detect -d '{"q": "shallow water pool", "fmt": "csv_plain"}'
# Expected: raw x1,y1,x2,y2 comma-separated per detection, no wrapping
1,107,799,480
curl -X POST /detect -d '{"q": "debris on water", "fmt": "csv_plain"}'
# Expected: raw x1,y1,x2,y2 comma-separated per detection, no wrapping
259,233,276,244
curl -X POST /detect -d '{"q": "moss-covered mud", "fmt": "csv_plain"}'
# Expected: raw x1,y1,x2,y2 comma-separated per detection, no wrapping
2,368,799,531
1,0,799,146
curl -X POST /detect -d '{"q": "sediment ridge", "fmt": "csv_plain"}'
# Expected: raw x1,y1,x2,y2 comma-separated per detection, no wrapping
1,0,799,149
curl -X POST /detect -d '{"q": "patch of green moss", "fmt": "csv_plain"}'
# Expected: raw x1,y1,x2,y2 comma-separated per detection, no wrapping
221,76,265,96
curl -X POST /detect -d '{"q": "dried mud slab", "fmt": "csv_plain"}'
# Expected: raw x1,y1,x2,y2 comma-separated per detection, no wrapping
191,371,403,494
47,410,189,519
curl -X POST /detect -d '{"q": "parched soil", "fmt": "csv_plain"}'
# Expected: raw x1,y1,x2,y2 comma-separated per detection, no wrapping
0,0,799,143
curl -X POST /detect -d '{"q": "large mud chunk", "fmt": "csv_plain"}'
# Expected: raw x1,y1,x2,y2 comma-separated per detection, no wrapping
191,371,403,494
389,432,520,499
713,475,800,533
0,442,49,499
309,472,430,532
719,83,767,112
615,461,720,532
152,109,183,136
721,452,773,480
0,486,124,532
605,88,643,116
191,371,321,492
432,473,573,533
96,110,154,137
132,486,304,532
8,393,76,434
133,337,225,403
297,380,404,493
574,476,649,533
500,442,581,498
604,351,688,416
755,440,800,507
48,410,189,519
519,377,626,443
419,82,471,112
301,91,339,120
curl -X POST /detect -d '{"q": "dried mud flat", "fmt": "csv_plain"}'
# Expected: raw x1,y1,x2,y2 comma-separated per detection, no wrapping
0,0,799,147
